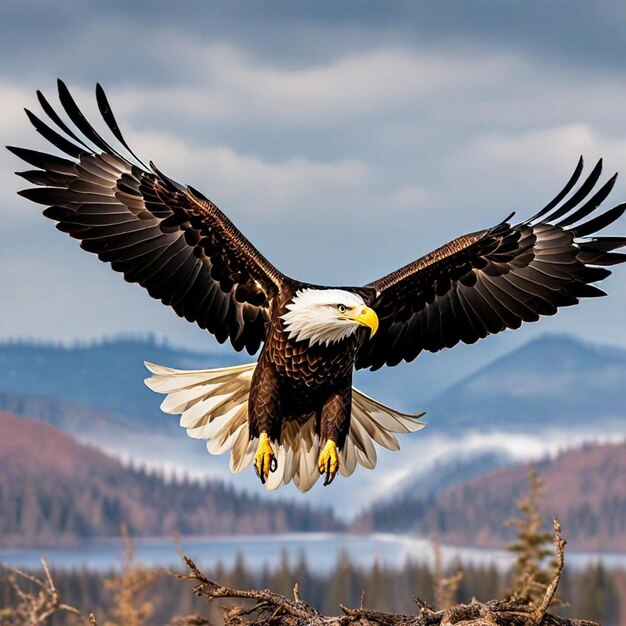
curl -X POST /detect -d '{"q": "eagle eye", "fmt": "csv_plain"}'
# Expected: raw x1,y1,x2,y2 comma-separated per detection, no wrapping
337,304,347,314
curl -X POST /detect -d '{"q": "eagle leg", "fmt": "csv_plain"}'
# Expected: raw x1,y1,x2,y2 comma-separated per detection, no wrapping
253,432,277,484
318,439,339,486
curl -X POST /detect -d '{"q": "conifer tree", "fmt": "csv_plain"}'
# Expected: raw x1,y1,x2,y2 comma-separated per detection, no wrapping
431,532,463,610
576,562,620,625
324,550,356,614
505,467,557,606
103,523,162,626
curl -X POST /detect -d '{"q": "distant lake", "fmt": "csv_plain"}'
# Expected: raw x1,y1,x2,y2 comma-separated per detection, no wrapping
1,533,624,573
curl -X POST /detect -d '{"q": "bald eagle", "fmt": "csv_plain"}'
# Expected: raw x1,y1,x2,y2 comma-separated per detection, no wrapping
9,81,626,491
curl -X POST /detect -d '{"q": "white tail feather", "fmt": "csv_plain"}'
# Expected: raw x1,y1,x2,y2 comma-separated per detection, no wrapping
144,361,426,492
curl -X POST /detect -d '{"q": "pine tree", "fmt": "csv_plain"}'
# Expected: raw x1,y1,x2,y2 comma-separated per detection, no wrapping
103,523,162,626
324,550,362,614
575,562,620,625
432,532,463,610
505,467,558,606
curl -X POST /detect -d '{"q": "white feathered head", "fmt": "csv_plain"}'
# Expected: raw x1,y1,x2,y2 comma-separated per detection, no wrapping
281,288,379,347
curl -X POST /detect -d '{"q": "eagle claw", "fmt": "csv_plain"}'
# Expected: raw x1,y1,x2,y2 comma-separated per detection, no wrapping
254,433,276,484
318,439,338,486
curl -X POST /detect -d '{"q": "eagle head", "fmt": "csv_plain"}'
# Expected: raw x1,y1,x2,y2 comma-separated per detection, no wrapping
281,288,379,347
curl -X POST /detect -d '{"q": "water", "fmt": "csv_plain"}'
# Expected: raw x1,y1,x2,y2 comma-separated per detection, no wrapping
1,533,623,573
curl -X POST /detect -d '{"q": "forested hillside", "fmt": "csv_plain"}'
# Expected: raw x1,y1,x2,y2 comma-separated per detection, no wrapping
0,412,341,548
355,441,626,551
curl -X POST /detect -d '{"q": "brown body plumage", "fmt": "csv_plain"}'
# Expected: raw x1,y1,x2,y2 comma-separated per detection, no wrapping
252,284,373,448
8,80,626,491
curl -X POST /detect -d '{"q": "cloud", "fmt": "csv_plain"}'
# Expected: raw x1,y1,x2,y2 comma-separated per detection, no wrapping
0,84,32,137
443,124,626,221
297,428,626,516
132,130,370,215
110,44,515,127
455,124,626,178
373,185,443,212
4,1,626,83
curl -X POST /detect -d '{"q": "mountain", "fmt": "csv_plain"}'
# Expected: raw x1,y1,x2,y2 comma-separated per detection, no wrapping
354,441,626,551
0,332,514,420
0,411,342,548
423,334,626,435
5,334,623,438
1,334,624,516
0,337,244,427
3,334,624,438
353,329,520,408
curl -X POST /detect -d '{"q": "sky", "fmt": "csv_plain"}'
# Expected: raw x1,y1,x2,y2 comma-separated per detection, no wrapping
1,0,625,352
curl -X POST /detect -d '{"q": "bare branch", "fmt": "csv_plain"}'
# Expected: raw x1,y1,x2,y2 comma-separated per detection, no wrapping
0,559,94,625
172,551,597,626
535,519,567,622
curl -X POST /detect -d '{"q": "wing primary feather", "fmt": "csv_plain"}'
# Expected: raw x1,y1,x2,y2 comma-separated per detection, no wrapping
95,83,149,169
557,174,618,228
525,156,584,224
36,90,92,150
16,169,74,187
539,159,603,225
56,79,126,160
578,237,626,252
187,185,210,201
24,109,84,158
7,146,76,173
572,203,626,238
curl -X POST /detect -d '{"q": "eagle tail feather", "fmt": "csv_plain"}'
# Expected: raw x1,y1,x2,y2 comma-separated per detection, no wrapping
144,361,427,492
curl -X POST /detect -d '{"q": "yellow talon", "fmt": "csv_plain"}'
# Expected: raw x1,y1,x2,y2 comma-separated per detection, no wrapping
318,439,339,486
254,433,276,484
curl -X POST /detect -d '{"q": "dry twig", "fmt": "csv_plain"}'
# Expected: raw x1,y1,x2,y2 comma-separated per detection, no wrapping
0,559,92,625
535,519,567,622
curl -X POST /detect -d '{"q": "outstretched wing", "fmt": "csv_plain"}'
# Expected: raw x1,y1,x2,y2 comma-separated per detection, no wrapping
9,80,287,354
357,158,626,371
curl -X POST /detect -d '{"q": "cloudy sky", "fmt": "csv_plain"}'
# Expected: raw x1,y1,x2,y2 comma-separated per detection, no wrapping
1,0,625,352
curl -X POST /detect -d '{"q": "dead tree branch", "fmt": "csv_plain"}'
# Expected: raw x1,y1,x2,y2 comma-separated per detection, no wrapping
0,559,93,626
535,519,567,622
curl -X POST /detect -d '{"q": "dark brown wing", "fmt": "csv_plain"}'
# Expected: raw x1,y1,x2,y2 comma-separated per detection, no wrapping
357,158,626,370
8,80,288,354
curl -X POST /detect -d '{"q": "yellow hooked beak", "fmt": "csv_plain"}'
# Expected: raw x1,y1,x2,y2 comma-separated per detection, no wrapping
340,305,379,338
